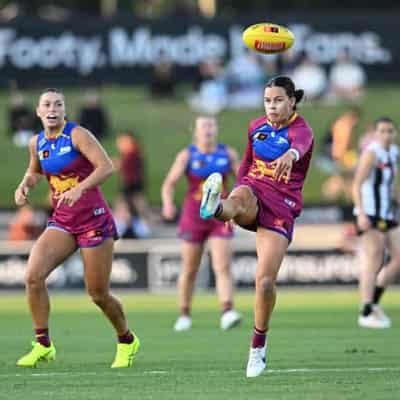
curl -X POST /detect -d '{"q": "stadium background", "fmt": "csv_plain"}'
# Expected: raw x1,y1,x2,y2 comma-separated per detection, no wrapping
1,1,399,399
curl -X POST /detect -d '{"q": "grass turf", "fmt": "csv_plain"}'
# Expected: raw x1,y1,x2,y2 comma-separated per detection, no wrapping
1,84,400,208
1,289,399,399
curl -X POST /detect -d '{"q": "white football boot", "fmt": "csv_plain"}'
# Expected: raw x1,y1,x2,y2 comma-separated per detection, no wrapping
372,305,392,327
246,345,267,378
173,315,192,332
220,309,242,330
200,172,222,220
358,309,391,329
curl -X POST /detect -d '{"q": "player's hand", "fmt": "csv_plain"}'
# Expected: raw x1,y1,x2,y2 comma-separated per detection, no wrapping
273,151,294,182
56,186,83,207
15,185,29,206
357,213,371,232
162,203,177,220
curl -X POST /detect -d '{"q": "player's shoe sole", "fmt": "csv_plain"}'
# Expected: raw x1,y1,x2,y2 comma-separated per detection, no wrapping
200,172,222,220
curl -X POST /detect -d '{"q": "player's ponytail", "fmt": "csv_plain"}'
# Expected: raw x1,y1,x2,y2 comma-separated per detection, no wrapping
266,76,304,110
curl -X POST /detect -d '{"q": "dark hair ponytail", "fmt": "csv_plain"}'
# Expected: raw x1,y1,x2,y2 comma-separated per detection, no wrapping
266,76,304,110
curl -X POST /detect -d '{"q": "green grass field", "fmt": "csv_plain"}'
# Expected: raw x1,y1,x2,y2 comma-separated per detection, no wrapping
1,84,400,208
1,289,399,399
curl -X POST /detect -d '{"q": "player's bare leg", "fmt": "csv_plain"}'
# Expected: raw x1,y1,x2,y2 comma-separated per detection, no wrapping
81,238,129,335
174,242,204,331
247,228,288,378
216,186,258,226
17,228,76,367
208,237,241,329
358,229,388,328
81,238,139,367
373,228,400,325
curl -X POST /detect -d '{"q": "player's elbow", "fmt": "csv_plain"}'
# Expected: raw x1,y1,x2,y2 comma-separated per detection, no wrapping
103,160,115,179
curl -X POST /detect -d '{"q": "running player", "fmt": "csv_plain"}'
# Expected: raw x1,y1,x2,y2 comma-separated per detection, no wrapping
200,76,314,378
352,117,400,329
162,115,242,331
15,88,140,368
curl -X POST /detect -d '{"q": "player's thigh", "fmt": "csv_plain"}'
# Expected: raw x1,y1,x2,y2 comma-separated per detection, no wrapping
208,237,232,274
80,238,114,293
181,240,204,275
386,227,400,265
360,229,385,260
228,185,258,226
255,228,288,281
27,228,77,281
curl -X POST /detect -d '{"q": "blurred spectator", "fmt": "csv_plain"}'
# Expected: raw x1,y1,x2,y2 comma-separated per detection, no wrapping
291,53,327,101
113,131,152,239
8,93,38,147
326,51,366,103
188,58,227,114
358,123,376,152
149,58,176,98
224,53,266,109
78,91,109,139
318,108,361,202
277,49,303,76
8,205,45,241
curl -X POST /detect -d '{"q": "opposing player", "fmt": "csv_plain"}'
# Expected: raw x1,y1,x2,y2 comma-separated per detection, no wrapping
352,117,400,329
162,115,242,331
200,76,313,377
15,88,140,368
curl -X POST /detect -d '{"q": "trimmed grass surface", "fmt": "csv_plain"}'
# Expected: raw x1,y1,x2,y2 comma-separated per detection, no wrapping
1,289,399,399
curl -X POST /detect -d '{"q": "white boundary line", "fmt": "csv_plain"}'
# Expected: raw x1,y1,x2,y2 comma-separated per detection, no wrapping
1,367,399,378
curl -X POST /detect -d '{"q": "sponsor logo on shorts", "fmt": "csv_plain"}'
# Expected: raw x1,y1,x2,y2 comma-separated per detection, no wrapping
93,207,106,216
87,229,103,239
284,198,296,208
273,218,288,233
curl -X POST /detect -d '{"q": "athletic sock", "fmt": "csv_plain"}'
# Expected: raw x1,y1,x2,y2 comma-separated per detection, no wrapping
361,303,373,317
214,204,223,218
118,330,134,344
222,301,233,314
181,306,191,317
252,326,267,348
372,286,385,305
35,328,51,347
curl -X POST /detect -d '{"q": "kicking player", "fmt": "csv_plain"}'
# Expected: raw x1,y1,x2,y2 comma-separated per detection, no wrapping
200,76,314,377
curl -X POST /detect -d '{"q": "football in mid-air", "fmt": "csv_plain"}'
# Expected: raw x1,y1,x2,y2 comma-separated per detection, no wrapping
242,23,295,54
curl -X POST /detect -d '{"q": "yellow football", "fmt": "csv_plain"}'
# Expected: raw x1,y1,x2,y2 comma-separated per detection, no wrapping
242,23,295,54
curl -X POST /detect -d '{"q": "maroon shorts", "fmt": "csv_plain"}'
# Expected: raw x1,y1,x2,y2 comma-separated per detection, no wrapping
47,215,119,248
235,182,296,242
178,219,233,243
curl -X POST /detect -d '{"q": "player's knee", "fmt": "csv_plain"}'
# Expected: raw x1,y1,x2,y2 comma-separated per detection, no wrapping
88,289,110,307
180,269,197,283
25,270,46,290
256,275,276,295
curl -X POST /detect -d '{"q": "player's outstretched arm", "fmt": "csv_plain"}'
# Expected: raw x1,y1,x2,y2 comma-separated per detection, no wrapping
161,149,189,220
15,135,42,206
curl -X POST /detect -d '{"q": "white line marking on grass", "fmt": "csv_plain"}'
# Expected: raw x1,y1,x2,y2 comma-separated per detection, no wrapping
267,367,400,374
2,367,400,379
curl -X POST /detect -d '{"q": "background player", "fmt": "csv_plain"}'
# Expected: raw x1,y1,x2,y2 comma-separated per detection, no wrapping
14,88,139,368
161,115,242,331
200,76,314,377
352,117,400,328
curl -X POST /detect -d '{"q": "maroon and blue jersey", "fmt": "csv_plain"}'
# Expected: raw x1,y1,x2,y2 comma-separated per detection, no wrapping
237,113,313,217
179,144,233,243
37,121,114,234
